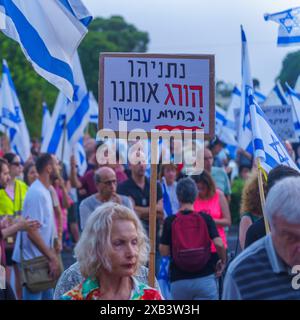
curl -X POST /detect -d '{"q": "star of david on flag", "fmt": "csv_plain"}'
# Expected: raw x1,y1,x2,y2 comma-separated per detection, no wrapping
249,93,299,173
264,7,300,47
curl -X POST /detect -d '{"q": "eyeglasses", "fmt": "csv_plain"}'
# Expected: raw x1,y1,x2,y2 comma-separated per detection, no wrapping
11,162,21,167
100,179,117,186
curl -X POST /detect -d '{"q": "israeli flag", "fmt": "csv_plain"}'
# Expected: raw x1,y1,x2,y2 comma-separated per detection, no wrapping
88,91,98,124
264,7,300,47
286,83,300,139
74,137,87,176
41,91,67,158
225,86,240,135
41,101,51,143
0,59,21,131
249,93,299,173
263,81,288,106
254,90,266,104
42,52,90,158
0,0,92,100
215,106,238,146
238,26,253,154
65,51,90,147
0,59,30,162
157,256,172,300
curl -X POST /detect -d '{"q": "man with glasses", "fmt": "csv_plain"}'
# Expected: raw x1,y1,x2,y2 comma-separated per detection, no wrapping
79,166,133,230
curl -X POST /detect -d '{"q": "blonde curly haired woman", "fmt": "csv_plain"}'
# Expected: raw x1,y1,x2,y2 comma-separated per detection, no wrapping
61,202,163,300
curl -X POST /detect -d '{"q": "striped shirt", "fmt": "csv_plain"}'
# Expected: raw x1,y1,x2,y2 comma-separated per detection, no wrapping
223,234,300,300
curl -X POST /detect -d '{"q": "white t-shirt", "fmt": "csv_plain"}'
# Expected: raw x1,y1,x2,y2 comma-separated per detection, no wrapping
13,179,56,263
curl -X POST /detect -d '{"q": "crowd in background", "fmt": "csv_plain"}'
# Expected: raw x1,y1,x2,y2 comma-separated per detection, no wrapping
0,134,299,300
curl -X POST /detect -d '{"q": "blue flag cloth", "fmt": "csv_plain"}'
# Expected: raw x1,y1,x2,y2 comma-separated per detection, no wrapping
0,0,92,100
264,7,300,47
249,93,299,173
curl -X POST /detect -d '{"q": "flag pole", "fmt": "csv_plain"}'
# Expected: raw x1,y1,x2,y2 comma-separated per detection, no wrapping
61,117,67,162
148,135,158,288
257,158,270,234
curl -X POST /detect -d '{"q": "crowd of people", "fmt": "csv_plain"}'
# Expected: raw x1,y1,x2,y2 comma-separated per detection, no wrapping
0,134,299,300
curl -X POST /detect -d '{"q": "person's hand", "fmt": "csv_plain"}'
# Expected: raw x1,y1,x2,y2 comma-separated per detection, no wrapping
48,254,60,280
16,217,41,231
54,238,62,253
0,217,11,229
215,259,226,278
156,209,165,222
70,155,77,169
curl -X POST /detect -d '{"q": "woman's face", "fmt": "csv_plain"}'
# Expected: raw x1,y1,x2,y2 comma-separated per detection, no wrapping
109,219,139,277
164,166,177,185
197,181,208,198
27,166,39,186
10,156,22,178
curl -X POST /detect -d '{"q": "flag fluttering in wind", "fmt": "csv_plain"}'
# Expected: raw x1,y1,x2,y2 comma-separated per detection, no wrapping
238,26,253,154
263,81,288,106
41,101,51,143
249,93,299,173
0,59,30,162
0,0,92,100
264,7,300,47
286,82,300,140
88,91,98,124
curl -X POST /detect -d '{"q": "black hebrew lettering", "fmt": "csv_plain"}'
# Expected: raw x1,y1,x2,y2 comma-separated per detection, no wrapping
166,63,177,78
137,61,148,77
124,109,132,121
147,83,159,103
133,109,141,122
179,63,185,79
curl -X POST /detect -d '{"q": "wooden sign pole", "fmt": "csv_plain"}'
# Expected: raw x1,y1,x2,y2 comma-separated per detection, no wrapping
148,138,158,288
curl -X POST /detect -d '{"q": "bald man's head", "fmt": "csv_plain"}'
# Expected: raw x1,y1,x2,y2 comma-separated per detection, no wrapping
94,166,117,198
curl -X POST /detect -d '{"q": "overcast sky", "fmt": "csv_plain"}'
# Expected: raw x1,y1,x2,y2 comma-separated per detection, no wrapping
84,0,300,94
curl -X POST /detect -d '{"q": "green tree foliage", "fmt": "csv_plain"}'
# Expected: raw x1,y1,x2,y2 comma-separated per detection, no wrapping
0,16,149,138
78,16,149,99
277,50,300,89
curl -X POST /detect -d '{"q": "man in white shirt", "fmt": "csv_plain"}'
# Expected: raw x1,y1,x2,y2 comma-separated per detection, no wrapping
13,154,60,300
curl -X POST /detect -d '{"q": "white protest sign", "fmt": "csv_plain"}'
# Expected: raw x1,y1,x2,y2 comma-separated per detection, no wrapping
261,105,295,141
99,53,215,138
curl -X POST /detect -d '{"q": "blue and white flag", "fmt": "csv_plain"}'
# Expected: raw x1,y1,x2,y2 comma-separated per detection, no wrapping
238,26,253,154
263,81,288,106
249,93,299,173
0,59,30,162
0,0,92,100
41,101,51,143
74,137,87,176
42,52,90,159
254,90,266,104
157,256,172,300
0,59,21,131
41,91,67,158
286,82,300,139
88,91,98,124
215,106,238,146
65,51,90,146
264,7,300,47
225,86,240,136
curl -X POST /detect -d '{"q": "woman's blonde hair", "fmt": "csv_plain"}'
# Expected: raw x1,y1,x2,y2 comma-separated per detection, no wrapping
240,171,266,217
75,202,149,278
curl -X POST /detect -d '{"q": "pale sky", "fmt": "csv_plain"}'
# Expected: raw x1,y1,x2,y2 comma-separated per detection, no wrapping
83,0,300,95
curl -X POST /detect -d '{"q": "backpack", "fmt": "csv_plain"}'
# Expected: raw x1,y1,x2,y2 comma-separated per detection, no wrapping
171,211,211,272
